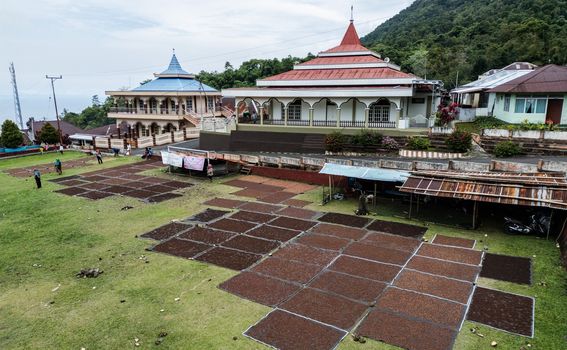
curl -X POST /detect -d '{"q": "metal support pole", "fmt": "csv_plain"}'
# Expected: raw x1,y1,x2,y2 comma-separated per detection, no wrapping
46,75,63,145
547,209,553,240
409,193,413,219
472,201,478,229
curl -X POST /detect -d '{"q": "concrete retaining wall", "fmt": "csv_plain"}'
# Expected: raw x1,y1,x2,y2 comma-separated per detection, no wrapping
450,160,491,172
491,160,539,173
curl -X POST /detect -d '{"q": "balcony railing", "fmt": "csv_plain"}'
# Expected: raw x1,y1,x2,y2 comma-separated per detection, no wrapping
368,121,396,128
237,117,397,128
109,106,222,116
312,120,337,127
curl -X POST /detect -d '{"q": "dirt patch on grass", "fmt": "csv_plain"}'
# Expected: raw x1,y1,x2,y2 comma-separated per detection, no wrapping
49,175,83,183
432,234,476,249
247,225,300,242
195,247,262,270
394,270,473,304
277,206,318,220
219,271,300,307
223,179,255,188
418,244,483,266
208,218,257,233
123,189,159,199
190,208,230,222
245,310,346,350
80,175,109,182
153,238,210,259
259,191,296,204
377,287,465,329
239,202,284,213
221,235,280,254
178,227,235,244
58,179,88,187
99,177,132,186
281,288,367,330
480,253,532,285
358,309,457,350
273,243,338,266
295,233,351,251
78,182,111,191
282,198,311,207
367,219,427,238
229,210,276,223
203,197,247,209
329,256,401,283
269,217,316,231
406,256,480,282
467,287,534,337
160,180,193,189
232,188,266,198
360,233,420,252
311,223,366,240
144,184,177,193
310,271,387,303
77,191,114,200
141,222,191,240
252,257,323,284
54,187,91,196
103,185,132,194
344,242,412,266
318,212,371,228
147,193,183,203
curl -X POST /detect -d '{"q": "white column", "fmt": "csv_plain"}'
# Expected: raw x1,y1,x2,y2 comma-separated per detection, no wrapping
156,98,163,115
259,106,264,125
336,108,341,128
365,107,370,128
309,108,314,127
284,107,289,126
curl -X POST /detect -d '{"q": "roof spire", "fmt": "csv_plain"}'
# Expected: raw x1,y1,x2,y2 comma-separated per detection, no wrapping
350,5,354,23
173,48,175,54
339,19,361,46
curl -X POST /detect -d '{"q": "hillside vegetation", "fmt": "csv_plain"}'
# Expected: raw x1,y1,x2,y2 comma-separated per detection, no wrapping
362,0,567,87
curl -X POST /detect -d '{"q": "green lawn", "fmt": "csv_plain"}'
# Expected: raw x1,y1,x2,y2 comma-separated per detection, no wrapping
1,153,566,349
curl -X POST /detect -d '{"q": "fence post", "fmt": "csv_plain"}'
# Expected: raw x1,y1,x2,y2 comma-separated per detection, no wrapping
183,128,187,140
107,137,111,149
152,134,156,146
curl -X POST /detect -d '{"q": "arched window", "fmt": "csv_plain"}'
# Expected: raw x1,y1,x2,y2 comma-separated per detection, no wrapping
369,100,390,122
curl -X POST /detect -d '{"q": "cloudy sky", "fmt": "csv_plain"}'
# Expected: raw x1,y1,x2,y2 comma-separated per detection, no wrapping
0,0,413,126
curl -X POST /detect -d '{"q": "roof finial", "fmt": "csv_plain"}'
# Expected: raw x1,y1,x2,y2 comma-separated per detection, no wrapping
172,48,175,54
350,5,354,23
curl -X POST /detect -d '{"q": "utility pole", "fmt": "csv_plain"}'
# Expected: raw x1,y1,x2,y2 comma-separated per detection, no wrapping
46,75,63,145
9,63,24,129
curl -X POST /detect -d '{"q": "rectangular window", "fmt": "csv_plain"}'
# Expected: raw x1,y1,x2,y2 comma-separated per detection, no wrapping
187,98,193,111
535,99,546,113
514,98,525,113
369,106,390,122
525,98,535,113
411,98,425,104
478,92,489,108
207,97,214,110
288,104,301,120
503,95,511,112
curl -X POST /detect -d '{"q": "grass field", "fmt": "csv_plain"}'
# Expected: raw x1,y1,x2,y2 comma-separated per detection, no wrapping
1,152,566,350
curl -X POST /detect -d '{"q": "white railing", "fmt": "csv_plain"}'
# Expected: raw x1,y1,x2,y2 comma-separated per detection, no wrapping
155,133,172,146
137,136,154,148
94,137,109,148
110,139,124,149
173,130,185,142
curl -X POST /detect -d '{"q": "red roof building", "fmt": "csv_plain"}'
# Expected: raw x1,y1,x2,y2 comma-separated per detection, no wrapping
223,21,441,129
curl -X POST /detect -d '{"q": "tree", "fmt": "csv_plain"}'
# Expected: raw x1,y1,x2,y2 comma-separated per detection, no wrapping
0,120,24,148
38,123,60,144
405,47,428,78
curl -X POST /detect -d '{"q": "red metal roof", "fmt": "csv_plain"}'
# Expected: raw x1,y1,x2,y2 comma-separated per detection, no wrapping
489,64,567,93
322,22,371,53
262,68,413,81
298,55,383,66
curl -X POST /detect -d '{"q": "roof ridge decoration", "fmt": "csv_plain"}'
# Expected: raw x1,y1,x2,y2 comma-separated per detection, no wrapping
320,21,371,55
155,51,194,78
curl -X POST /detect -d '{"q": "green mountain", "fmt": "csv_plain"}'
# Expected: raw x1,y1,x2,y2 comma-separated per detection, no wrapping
362,0,567,88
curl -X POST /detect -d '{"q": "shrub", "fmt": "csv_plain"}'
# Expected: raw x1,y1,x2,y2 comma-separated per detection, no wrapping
435,102,459,126
493,141,522,157
351,129,383,147
445,130,472,153
381,136,400,151
325,131,346,152
0,120,23,148
406,136,430,150
518,119,546,131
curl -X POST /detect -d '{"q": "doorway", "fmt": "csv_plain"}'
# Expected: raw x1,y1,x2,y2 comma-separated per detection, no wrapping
546,99,563,125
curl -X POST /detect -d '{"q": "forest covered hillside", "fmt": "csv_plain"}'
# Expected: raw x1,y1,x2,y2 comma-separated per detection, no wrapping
362,0,567,88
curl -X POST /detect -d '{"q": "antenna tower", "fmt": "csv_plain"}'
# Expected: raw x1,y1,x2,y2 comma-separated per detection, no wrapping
9,63,24,129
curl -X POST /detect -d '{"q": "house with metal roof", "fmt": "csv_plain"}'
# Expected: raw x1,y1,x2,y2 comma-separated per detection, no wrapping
488,64,567,125
222,21,442,131
450,62,537,120
105,52,223,138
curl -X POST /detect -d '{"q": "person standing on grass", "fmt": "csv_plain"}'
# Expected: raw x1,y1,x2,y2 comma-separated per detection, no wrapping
126,143,131,156
95,150,103,164
207,163,214,182
59,144,64,154
54,158,62,175
33,169,42,189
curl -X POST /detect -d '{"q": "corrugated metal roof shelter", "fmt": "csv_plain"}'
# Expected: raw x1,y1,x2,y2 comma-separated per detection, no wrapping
319,163,410,182
399,171,567,210
488,64,567,94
